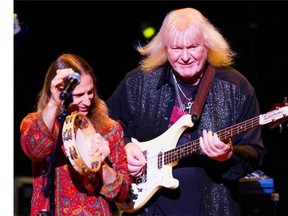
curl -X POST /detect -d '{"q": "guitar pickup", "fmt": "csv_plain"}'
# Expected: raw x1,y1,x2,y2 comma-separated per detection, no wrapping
158,151,163,169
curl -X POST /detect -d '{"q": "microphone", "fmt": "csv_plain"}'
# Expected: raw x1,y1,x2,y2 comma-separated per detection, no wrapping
60,72,81,100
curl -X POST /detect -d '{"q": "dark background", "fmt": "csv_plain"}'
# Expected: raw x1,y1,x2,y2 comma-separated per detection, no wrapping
14,1,288,215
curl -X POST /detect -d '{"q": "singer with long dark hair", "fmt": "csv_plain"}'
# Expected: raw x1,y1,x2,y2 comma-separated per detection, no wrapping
20,53,131,215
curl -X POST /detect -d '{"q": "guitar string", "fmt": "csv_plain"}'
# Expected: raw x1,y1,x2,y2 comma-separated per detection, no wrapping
131,116,262,210
133,110,284,211
144,116,260,171
120,107,285,210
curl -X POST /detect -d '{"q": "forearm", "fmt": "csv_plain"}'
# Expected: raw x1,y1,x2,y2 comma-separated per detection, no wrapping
101,163,117,185
219,144,265,181
41,100,60,132
99,164,131,202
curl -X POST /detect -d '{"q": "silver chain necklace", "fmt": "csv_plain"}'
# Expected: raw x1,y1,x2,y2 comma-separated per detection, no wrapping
172,73,194,114
176,82,193,101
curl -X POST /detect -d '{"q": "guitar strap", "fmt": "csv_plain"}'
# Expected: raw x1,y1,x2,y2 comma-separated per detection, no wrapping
191,65,215,123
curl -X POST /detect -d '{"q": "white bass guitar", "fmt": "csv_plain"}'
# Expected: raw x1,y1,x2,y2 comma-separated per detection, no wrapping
117,104,288,213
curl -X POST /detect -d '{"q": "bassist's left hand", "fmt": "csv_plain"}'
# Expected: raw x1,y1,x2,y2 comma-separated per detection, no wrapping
199,129,233,162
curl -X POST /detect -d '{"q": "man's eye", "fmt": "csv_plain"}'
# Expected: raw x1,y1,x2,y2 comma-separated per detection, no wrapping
189,45,199,49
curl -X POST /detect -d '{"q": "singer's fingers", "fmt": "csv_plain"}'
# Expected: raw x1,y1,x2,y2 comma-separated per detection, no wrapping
56,68,74,77
52,69,75,91
51,78,64,92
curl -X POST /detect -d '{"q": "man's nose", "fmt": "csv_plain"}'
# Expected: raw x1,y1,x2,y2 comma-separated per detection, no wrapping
181,48,190,62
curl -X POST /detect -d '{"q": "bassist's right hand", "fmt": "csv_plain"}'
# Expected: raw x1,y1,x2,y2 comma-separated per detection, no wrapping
125,142,146,177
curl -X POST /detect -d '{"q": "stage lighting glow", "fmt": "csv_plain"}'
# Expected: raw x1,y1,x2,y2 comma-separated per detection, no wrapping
142,26,155,39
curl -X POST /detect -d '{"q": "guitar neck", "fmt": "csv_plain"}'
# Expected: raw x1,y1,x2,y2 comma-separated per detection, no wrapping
164,116,260,164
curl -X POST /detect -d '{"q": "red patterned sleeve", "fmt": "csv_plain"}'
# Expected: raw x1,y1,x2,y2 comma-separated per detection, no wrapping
20,112,58,162
100,122,131,202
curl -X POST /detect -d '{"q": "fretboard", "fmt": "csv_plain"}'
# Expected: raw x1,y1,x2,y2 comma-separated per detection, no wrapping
163,116,260,164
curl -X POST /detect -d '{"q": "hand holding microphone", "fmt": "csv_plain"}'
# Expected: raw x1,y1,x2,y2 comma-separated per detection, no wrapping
50,69,81,106
60,71,81,100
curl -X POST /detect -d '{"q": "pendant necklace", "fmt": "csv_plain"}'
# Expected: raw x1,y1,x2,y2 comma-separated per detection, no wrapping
176,82,194,112
172,73,194,114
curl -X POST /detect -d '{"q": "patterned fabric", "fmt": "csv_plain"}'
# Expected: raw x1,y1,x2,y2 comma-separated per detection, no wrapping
20,112,131,216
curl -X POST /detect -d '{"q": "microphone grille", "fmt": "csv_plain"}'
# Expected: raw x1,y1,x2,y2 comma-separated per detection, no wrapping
68,72,81,83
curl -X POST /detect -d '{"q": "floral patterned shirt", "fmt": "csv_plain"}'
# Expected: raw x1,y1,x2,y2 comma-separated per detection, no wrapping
20,112,131,216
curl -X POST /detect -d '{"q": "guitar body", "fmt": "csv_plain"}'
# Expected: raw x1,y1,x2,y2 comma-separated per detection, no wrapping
117,114,194,213
117,104,288,213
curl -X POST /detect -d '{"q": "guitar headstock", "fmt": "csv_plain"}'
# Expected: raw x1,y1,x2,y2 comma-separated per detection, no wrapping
267,97,288,129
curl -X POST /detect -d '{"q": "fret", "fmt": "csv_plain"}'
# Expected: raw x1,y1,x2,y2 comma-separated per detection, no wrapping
163,116,261,165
